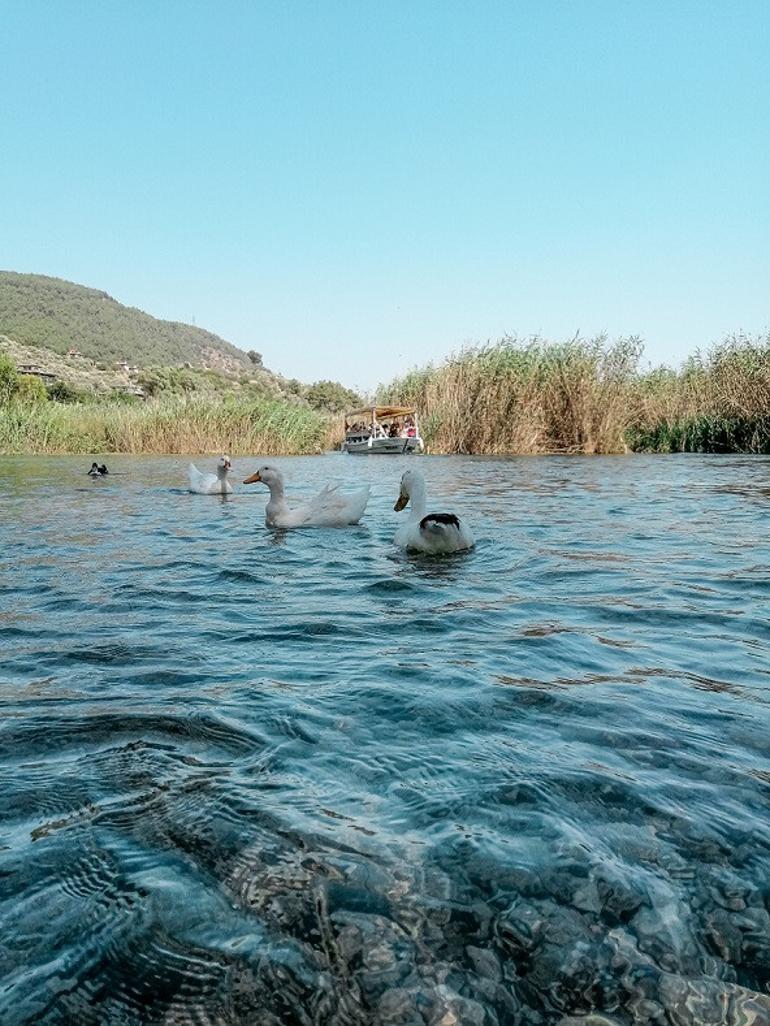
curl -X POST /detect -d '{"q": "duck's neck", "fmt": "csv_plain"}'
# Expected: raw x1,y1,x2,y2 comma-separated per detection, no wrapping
265,477,285,501
408,480,427,520
262,477,288,526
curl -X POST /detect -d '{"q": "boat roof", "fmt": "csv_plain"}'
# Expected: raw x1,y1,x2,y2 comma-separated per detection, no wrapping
345,405,416,419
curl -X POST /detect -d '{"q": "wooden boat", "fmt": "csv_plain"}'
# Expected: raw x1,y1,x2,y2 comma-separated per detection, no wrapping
341,405,424,454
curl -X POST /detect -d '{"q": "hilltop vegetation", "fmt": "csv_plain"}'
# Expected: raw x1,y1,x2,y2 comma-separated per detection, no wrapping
378,332,770,455
0,271,252,371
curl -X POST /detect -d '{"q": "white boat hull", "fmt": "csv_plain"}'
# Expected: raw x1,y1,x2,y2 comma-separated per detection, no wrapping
342,436,422,454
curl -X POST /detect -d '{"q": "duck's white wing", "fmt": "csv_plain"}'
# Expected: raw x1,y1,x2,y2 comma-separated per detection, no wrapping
297,483,370,526
188,463,216,494
341,484,371,524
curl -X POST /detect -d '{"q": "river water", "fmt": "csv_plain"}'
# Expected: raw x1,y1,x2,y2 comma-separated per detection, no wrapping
1,454,769,1025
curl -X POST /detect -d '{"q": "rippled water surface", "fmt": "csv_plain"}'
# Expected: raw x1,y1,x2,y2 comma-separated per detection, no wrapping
1,454,769,1026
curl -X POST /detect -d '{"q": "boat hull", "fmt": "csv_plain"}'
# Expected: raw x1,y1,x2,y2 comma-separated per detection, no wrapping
342,437,422,454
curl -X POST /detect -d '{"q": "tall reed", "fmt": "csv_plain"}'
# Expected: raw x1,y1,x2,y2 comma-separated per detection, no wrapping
629,333,770,453
379,335,642,454
379,332,770,455
0,395,334,455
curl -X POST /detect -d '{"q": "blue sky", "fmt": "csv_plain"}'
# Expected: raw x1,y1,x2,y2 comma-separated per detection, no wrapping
2,1,768,388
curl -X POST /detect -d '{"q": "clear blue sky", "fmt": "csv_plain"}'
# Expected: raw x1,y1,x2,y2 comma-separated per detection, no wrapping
2,1,768,389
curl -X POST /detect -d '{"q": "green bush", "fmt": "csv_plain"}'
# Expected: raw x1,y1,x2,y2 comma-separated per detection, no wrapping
46,379,88,403
305,379,362,412
15,374,49,404
0,353,18,402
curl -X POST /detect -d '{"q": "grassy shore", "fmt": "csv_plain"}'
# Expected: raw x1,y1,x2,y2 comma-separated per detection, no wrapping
0,395,336,455
378,333,770,455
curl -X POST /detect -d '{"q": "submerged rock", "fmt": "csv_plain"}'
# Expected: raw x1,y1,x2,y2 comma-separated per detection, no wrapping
657,973,770,1026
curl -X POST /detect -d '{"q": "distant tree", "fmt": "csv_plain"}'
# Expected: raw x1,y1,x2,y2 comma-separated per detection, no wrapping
16,374,49,404
305,379,362,412
47,379,86,403
0,353,18,402
247,350,263,367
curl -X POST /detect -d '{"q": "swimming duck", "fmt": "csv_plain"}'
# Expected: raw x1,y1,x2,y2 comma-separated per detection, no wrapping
394,469,474,553
188,456,233,495
243,464,370,528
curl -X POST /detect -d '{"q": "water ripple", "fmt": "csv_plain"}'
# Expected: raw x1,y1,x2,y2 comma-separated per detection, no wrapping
1,453,769,1024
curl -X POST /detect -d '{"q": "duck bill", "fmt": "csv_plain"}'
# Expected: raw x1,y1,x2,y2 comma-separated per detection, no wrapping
243,471,261,484
394,494,408,511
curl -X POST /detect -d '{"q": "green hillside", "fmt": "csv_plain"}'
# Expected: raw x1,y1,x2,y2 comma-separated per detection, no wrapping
0,271,252,372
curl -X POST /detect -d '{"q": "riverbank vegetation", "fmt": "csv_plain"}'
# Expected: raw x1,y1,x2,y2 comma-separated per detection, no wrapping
0,353,336,455
2,334,769,456
0,393,334,455
378,333,770,454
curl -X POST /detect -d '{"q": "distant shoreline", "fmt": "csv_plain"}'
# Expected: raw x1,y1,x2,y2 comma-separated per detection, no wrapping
3,333,770,457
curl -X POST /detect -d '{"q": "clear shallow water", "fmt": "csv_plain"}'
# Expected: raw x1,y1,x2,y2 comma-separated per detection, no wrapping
1,453,769,1026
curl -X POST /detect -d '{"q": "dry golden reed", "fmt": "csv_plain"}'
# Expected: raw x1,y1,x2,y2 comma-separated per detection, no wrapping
378,333,770,455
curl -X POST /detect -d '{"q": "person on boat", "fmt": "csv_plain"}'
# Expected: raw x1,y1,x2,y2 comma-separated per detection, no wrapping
389,422,400,438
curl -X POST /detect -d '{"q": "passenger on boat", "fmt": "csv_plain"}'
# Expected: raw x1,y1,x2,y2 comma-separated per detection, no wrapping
388,422,399,438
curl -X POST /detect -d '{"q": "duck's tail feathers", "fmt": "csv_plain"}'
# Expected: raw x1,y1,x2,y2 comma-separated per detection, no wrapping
419,513,460,533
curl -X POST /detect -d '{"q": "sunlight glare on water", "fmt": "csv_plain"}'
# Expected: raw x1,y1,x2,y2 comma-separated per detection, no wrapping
1,453,769,1025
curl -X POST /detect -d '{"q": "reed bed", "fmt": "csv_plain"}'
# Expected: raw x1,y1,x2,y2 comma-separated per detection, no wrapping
379,333,770,454
0,395,334,455
379,336,642,454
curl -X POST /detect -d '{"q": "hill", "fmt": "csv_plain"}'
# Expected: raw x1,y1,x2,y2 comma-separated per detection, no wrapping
0,271,252,372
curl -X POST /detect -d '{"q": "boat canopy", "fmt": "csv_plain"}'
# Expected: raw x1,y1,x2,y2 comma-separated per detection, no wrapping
345,405,416,421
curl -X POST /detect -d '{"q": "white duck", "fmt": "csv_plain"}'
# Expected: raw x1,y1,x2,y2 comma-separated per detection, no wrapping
188,455,233,495
394,468,474,553
243,464,369,528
